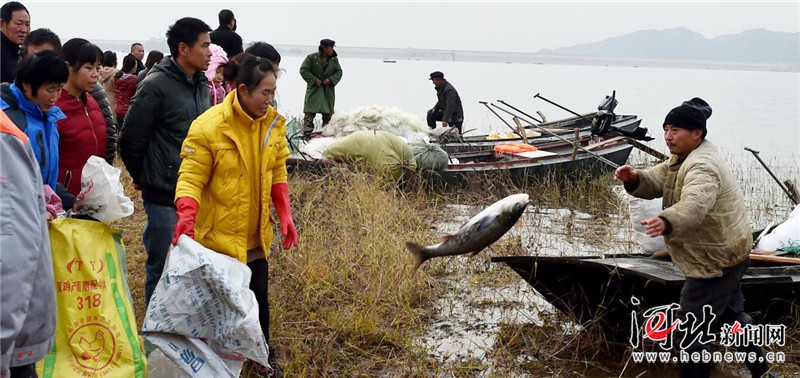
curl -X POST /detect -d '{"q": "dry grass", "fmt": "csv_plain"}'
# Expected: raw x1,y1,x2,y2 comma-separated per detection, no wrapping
113,164,447,376
268,169,443,376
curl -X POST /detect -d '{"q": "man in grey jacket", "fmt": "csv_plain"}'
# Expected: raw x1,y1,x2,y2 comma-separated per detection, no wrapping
615,98,770,377
119,17,211,305
0,109,57,378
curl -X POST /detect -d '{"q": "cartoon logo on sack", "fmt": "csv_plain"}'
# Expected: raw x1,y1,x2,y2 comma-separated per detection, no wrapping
68,319,120,372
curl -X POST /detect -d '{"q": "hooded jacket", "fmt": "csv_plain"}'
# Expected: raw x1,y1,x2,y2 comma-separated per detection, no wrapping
299,50,343,114
205,44,228,106
55,89,107,196
119,57,210,205
175,91,289,263
0,82,65,189
433,80,464,124
626,140,751,278
0,110,57,374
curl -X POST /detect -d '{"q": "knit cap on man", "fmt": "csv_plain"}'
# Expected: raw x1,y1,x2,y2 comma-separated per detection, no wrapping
663,97,712,137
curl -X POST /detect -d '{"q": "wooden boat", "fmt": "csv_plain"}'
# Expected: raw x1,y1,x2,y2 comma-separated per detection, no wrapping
422,136,633,189
491,252,800,343
438,113,645,154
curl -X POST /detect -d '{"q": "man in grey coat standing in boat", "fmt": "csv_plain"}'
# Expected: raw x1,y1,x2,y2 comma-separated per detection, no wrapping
615,98,771,378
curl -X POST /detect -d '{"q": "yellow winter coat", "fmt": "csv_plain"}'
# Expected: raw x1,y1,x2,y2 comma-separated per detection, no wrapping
175,90,289,263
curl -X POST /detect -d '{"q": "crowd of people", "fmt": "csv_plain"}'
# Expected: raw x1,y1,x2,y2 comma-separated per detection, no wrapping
0,2,774,378
0,3,298,377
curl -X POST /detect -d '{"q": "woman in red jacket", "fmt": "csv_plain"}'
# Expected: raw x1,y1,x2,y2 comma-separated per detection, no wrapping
114,54,138,126
56,38,107,196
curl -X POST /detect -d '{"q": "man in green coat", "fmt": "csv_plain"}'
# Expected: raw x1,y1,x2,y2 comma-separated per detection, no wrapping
299,38,342,138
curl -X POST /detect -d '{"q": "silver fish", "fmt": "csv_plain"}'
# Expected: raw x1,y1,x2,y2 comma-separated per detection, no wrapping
406,193,530,271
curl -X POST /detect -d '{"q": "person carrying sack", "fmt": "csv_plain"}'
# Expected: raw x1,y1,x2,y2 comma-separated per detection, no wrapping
172,53,298,377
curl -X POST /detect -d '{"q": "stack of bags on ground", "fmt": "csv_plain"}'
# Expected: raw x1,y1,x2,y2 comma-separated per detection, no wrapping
298,105,450,176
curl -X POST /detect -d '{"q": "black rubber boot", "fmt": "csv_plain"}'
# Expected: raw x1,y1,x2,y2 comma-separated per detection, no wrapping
267,347,283,378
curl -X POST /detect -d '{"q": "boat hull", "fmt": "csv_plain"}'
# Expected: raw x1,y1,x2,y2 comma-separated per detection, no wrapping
492,255,800,342
423,139,633,189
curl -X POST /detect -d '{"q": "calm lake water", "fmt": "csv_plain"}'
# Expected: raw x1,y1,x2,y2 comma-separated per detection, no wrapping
274,55,799,221
275,56,799,162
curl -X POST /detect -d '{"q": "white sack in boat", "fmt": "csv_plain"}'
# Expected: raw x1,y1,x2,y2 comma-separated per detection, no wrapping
755,203,800,251
322,105,431,144
299,137,338,159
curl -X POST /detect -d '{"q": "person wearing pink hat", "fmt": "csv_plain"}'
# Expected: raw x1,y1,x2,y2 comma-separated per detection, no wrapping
206,43,229,106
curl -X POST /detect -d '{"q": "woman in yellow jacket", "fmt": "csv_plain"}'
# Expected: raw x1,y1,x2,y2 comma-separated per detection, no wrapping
172,54,297,377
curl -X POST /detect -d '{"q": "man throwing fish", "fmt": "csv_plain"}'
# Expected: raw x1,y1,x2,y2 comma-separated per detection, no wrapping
615,98,770,377
427,71,463,134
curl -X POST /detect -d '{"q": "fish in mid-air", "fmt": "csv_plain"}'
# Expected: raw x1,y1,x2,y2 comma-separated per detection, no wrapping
406,193,530,271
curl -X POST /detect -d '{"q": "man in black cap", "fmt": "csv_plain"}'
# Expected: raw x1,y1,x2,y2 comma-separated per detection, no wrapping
616,98,770,378
427,71,463,133
299,38,342,138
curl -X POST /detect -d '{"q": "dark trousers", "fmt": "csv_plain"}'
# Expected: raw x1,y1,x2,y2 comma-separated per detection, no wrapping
302,113,332,137
248,258,270,344
426,110,463,133
10,363,37,378
142,202,177,305
676,259,769,378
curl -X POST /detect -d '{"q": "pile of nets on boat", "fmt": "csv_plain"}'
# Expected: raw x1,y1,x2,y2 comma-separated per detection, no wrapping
321,105,431,144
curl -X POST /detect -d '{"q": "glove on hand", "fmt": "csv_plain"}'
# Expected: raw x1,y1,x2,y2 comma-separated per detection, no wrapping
172,197,199,245
271,182,298,249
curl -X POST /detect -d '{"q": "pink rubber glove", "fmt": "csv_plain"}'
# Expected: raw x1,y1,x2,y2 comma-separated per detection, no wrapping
172,197,199,245
271,182,298,249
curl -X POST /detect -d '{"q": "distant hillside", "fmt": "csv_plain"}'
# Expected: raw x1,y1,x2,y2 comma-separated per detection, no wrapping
538,28,799,66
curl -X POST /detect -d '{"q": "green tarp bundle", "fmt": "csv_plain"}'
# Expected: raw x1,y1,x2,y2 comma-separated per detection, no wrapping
324,130,416,180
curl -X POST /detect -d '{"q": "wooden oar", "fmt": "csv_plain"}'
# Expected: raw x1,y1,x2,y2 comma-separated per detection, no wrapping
625,137,668,161
749,254,800,264
652,249,800,265
479,101,523,138
512,117,529,144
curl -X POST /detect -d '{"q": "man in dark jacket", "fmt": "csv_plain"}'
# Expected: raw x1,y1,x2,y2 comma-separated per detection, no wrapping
119,17,211,305
127,42,146,72
427,71,464,133
299,38,342,138
0,2,30,83
209,9,242,59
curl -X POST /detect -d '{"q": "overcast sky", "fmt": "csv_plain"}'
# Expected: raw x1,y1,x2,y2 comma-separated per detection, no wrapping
22,1,800,53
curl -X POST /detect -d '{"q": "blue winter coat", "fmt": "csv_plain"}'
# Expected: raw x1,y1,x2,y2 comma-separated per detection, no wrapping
0,83,66,189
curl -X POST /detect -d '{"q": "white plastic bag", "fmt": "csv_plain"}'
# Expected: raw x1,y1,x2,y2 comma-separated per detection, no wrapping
142,236,269,377
75,156,134,222
755,204,800,251
615,187,666,254
629,196,667,254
